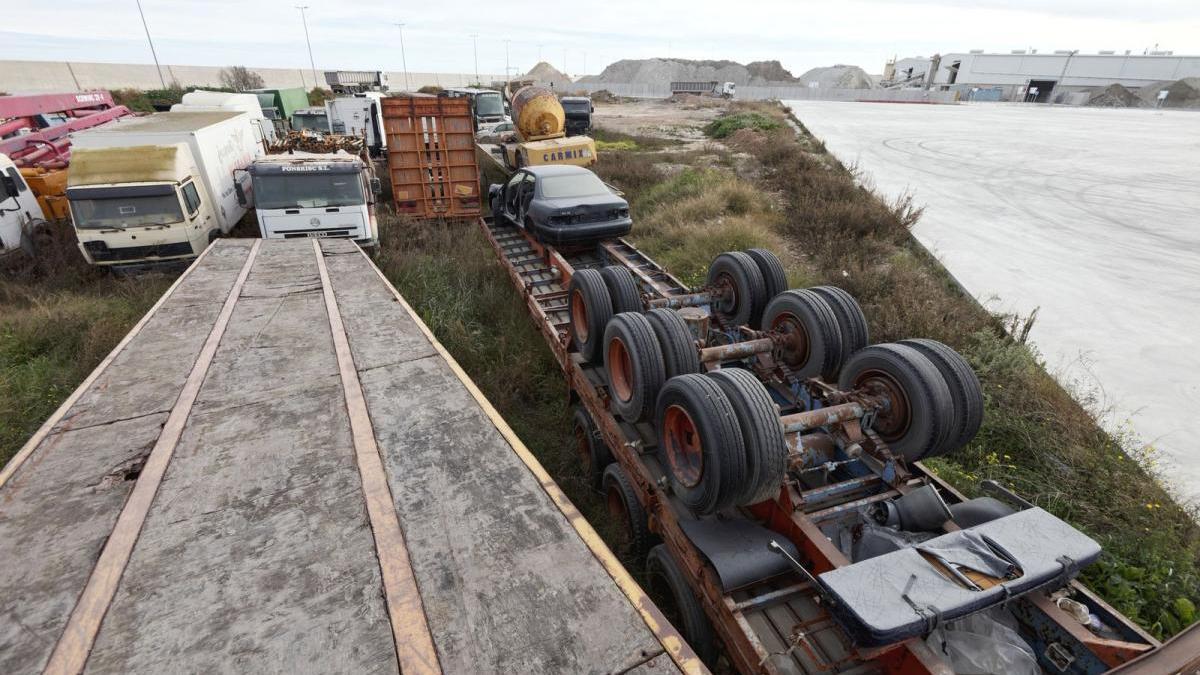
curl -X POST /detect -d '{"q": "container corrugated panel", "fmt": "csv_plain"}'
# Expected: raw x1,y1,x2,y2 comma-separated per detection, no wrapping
382,96,480,219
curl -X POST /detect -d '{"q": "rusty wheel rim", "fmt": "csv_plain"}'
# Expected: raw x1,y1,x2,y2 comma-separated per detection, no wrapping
571,289,589,342
714,273,738,318
770,311,812,369
855,369,912,442
607,337,635,403
663,404,704,488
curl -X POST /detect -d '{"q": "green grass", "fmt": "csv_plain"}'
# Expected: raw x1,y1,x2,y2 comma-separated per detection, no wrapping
703,111,782,138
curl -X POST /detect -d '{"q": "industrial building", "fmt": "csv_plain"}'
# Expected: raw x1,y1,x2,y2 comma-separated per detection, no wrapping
883,51,1200,102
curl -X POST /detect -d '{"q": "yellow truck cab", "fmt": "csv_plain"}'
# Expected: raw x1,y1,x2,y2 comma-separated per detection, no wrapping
67,111,261,268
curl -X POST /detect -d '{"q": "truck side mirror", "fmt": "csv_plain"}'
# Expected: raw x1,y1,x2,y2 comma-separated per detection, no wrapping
233,169,252,207
0,174,17,202
369,177,382,196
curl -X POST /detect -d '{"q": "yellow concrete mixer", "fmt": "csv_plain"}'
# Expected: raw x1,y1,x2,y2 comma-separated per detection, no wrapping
502,86,596,170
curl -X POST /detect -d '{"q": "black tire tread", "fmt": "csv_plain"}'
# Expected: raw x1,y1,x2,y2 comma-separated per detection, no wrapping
745,248,788,310
900,338,984,456
655,374,747,514
763,289,844,380
573,406,613,490
604,313,666,423
707,369,787,505
568,269,613,363
647,545,719,665
603,463,655,560
810,285,869,357
645,308,701,379
600,265,642,315
706,251,768,328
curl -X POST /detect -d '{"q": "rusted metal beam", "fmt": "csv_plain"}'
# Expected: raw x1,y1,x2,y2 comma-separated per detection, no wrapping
698,336,774,364
780,403,866,434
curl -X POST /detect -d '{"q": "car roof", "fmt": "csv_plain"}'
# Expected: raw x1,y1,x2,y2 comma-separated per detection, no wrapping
523,165,597,178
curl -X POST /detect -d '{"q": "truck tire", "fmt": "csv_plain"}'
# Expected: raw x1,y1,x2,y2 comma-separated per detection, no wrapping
647,545,719,666
655,374,746,514
600,265,642,314
602,463,656,561
707,369,787,506
573,406,613,490
762,290,844,380
899,339,983,456
603,313,666,423
645,309,701,379
706,251,767,328
568,269,614,363
744,249,788,313
837,343,955,462
810,286,870,357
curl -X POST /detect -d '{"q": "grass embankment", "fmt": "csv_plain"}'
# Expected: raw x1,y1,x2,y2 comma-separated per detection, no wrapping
0,249,173,465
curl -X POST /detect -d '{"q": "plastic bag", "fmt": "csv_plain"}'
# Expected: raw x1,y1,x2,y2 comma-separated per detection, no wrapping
924,609,1039,674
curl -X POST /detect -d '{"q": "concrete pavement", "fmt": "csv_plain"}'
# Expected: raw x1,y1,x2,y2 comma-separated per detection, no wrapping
785,100,1200,501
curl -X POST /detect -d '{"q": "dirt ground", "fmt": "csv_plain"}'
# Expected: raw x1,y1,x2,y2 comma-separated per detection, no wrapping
593,98,729,148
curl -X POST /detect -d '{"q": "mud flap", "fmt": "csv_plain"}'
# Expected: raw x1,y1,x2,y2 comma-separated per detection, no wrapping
678,517,800,591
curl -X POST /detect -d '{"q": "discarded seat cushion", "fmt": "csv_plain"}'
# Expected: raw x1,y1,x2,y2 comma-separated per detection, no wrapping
817,507,1100,647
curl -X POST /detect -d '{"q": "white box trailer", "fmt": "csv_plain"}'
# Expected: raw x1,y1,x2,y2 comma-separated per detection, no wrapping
67,111,263,268
171,90,276,143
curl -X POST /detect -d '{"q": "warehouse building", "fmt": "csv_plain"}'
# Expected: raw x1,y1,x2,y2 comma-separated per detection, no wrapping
883,51,1200,102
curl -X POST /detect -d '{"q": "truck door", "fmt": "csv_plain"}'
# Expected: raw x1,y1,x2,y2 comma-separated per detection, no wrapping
180,180,215,237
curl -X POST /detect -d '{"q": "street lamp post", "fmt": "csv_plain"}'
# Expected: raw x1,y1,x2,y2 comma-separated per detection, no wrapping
504,40,511,82
395,23,410,91
295,6,318,91
469,34,479,85
135,0,167,88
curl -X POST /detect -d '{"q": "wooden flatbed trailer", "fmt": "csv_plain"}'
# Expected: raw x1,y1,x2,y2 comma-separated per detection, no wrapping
0,238,700,674
477,215,1173,674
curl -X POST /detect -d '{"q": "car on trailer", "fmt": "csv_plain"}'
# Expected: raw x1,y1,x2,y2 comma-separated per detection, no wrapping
477,211,1176,673
488,165,630,246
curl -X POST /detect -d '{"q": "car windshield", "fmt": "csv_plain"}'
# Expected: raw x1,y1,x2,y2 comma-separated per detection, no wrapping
71,194,184,229
475,93,504,116
539,173,610,199
254,173,364,209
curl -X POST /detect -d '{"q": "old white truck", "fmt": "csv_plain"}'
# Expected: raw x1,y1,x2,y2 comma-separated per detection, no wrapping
66,111,262,268
239,151,379,246
0,153,48,259
326,93,386,157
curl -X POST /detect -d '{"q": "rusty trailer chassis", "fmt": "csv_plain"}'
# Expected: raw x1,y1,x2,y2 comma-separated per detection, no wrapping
476,216,1161,674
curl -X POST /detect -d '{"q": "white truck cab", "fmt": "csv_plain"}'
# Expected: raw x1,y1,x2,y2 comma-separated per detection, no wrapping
0,153,48,259
326,94,386,156
241,152,379,247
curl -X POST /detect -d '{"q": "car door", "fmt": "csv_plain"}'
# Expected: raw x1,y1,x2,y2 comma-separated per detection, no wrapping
502,171,526,223
516,173,537,226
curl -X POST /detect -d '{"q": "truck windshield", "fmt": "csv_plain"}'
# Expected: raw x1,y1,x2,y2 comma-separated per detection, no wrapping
71,194,184,229
540,174,609,199
562,101,590,115
475,93,504,117
293,113,329,133
255,173,364,209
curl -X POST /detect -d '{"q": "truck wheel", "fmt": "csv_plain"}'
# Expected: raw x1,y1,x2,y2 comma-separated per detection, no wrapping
604,313,666,423
810,286,870,357
645,309,701,379
898,339,983,456
707,369,787,506
568,269,614,363
744,248,788,314
30,222,56,255
837,343,954,462
762,290,844,380
706,251,766,328
600,266,642,314
574,406,613,490
655,374,746,514
602,464,656,561
647,545,719,666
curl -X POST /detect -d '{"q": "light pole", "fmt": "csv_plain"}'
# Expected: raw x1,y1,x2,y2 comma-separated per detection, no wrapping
135,0,166,88
395,23,410,91
469,34,479,85
296,6,318,91
504,40,511,81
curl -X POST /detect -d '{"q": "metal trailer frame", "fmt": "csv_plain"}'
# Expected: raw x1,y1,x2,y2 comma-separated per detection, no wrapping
476,214,1165,674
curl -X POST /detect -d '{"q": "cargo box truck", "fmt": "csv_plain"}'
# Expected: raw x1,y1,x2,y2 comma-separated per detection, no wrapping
239,151,379,246
66,111,262,269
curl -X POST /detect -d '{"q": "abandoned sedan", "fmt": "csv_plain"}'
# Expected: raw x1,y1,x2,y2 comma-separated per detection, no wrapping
488,165,631,246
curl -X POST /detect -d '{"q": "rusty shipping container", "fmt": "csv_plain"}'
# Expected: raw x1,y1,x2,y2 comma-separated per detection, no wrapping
382,95,481,219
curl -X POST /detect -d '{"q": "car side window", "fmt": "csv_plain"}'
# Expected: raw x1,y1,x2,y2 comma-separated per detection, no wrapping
521,174,536,209
181,182,202,216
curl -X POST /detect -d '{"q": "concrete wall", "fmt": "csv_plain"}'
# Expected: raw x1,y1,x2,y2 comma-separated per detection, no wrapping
933,53,1200,88
0,60,503,93
566,81,958,103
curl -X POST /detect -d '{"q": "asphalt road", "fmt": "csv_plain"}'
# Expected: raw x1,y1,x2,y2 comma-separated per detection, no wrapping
785,101,1200,501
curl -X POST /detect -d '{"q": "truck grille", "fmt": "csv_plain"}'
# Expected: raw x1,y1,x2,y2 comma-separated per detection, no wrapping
83,240,195,262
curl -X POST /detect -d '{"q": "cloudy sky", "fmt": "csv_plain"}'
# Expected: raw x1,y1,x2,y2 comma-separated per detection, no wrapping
4,0,1199,78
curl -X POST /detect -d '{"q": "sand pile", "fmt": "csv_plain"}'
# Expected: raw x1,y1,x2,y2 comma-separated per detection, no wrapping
746,60,798,82
522,61,572,89
1136,77,1200,108
796,65,875,89
1086,84,1147,108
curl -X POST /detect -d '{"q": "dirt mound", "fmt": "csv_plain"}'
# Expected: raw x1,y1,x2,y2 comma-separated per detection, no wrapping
522,61,572,89
796,65,875,89
1086,84,1147,108
746,60,797,82
1136,77,1200,108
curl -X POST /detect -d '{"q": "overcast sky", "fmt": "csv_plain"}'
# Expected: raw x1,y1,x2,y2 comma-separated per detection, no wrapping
5,0,1199,78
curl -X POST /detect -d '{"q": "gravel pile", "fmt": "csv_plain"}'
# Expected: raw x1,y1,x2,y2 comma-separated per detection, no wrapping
1135,77,1200,108
522,61,572,90
796,65,875,89
580,58,875,89
1086,84,1148,108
